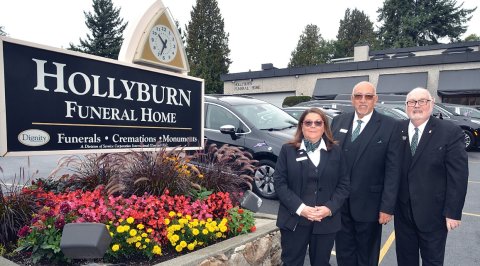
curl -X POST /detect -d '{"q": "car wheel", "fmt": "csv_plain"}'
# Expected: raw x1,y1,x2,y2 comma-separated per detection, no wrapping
253,159,277,199
464,130,474,151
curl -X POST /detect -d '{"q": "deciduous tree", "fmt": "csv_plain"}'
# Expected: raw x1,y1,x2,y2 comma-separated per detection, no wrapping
464,33,480,41
377,0,476,48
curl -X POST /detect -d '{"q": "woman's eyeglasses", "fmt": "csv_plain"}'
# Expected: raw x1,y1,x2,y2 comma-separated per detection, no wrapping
303,120,324,127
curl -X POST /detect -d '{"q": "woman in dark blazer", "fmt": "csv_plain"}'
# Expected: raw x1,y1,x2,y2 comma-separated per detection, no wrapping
274,108,350,266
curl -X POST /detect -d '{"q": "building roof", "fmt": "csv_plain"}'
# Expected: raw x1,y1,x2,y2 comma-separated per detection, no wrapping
221,41,480,82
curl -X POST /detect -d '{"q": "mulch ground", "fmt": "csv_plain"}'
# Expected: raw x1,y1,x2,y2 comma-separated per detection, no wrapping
4,252,177,266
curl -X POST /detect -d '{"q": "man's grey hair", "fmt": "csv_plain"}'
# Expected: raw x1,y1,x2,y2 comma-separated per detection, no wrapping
406,87,433,101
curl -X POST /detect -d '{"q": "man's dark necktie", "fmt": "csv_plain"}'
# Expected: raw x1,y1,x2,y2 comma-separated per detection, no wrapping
411,128,419,155
351,120,363,141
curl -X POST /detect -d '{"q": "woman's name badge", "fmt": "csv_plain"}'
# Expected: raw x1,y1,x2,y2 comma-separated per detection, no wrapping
296,156,308,161
340,129,348,133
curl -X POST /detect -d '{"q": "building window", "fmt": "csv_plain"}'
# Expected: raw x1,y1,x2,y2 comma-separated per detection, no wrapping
442,95,480,106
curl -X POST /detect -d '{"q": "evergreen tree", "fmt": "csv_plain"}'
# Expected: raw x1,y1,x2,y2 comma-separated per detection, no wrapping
69,0,127,59
288,24,334,68
0,26,6,36
335,8,378,58
186,0,231,94
377,0,476,48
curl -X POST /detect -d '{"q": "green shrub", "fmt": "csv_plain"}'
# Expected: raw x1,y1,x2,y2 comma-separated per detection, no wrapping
226,206,256,236
282,95,312,107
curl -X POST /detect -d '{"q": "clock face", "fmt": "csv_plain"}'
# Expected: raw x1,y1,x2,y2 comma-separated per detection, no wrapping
149,24,177,63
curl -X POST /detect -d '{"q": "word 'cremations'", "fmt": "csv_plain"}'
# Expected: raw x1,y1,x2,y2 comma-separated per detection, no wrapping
32,58,191,107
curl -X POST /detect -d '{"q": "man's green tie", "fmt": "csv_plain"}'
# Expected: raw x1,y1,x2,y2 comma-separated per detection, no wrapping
351,120,363,141
411,128,419,155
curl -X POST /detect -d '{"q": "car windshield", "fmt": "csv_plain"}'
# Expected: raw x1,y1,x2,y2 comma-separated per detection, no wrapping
375,106,407,119
443,105,480,119
233,103,298,130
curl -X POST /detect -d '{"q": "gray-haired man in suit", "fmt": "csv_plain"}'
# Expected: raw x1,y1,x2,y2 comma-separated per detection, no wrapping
332,81,402,266
395,87,468,266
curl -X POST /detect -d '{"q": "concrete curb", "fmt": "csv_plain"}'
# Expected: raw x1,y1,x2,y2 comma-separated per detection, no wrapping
0,256,19,266
0,214,279,266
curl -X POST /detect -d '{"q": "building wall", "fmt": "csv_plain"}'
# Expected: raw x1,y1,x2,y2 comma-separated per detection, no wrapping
224,61,480,102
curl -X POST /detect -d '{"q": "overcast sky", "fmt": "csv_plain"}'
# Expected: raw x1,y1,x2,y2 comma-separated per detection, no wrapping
1,0,479,73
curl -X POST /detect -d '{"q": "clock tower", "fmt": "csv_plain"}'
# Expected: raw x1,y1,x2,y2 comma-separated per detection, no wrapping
118,0,189,74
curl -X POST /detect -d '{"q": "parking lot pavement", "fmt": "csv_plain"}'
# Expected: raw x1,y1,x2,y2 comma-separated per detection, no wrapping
0,154,69,188
373,151,480,266
316,151,480,266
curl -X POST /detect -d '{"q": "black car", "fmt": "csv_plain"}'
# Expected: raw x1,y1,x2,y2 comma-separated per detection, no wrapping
295,100,409,120
282,106,342,122
436,103,480,119
204,95,298,199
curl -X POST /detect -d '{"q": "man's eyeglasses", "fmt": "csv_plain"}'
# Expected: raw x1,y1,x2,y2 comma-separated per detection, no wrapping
353,94,375,101
406,99,431,107
303,120,324,127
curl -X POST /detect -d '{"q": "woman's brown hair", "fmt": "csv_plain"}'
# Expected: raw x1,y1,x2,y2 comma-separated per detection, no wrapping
287,108,337,150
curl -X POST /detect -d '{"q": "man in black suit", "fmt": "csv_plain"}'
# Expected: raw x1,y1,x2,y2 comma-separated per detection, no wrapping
332,81,402,266
395,87,468,266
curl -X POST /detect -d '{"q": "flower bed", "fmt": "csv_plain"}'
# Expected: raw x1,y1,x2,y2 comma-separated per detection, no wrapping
0,144,259,265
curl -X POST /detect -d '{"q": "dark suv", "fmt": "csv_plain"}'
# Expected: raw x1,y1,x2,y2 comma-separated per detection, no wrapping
204,95,298,199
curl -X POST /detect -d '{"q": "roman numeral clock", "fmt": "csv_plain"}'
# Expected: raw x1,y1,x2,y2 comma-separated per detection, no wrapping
118,0,189,74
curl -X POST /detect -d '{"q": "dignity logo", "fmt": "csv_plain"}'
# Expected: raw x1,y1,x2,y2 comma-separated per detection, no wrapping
18,129,50,147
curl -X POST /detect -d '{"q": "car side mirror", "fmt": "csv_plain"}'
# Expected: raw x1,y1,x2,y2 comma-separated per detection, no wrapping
220,125,238,139
433,112,444,119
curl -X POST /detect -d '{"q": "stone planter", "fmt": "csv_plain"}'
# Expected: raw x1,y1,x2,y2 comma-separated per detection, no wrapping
156,213,280,266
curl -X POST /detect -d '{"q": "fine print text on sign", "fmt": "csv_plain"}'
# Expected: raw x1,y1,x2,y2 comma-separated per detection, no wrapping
0,37,204,156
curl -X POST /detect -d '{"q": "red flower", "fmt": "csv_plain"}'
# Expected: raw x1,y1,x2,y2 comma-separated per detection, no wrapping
250,226,256,232
59,202,71,214
238,208,244,214
54,216,66,229
17,225,31,238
